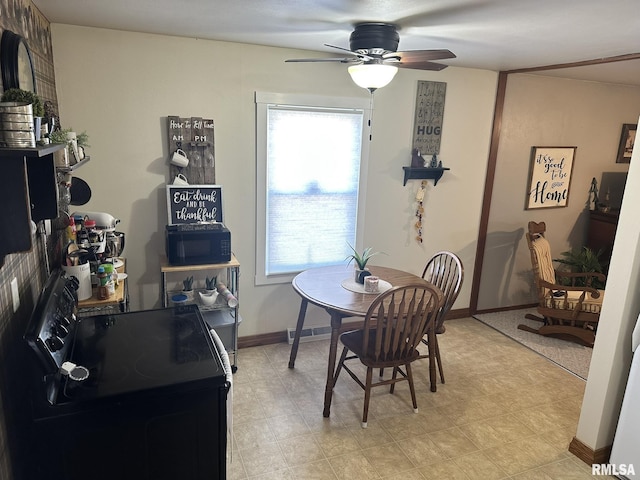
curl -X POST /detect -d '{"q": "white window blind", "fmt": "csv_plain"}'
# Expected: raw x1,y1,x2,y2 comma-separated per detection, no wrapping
255,93,370,285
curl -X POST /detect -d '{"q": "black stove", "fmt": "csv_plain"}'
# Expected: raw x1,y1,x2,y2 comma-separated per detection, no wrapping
24,270,231,480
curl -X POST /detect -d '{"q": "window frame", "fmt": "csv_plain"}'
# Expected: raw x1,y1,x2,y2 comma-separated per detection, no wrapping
255,91,372,286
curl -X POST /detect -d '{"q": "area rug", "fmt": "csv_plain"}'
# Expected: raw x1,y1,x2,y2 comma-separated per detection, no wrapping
473,308,592,380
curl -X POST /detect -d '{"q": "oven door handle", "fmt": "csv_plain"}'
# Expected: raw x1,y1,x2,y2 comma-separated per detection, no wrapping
209,328,233,387
209,327,233,463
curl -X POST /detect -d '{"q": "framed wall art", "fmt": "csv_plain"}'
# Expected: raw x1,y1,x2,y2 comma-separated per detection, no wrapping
525,146,576,210
166,184,223,224
616,123,636,164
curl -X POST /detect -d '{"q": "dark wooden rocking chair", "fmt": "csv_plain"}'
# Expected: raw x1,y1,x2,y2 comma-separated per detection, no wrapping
519,221,606,347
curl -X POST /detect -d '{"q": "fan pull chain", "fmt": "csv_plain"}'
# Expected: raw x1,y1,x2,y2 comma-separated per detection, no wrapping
415,181,426,243
368,93,375,141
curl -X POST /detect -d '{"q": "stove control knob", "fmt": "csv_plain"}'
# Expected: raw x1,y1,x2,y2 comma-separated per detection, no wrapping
46,336,64,352
54,324,69,338
60,315,72,327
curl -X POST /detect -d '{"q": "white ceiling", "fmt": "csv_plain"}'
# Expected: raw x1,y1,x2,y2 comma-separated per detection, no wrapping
33,0,640,86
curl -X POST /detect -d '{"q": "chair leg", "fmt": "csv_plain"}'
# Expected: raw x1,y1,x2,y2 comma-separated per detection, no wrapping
434,335,445,384
333,346,349,385
390,366,399,394
362,367,374,428
406,362,418,413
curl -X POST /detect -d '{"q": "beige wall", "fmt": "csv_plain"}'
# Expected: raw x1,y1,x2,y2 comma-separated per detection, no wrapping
478,73,638,310
577,114,640,451
476,72,640,454
50,24,497,336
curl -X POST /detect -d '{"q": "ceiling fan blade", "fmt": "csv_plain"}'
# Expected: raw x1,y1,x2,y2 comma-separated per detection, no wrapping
285,57,359,63
383,49,456,62
325,43,373,61
391,60,450,71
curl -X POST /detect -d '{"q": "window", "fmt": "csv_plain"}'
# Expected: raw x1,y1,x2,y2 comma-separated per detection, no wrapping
255,92,371,285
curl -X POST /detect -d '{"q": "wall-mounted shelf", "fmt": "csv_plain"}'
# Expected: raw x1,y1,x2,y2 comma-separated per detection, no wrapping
56,155,91,172
402,167,450,186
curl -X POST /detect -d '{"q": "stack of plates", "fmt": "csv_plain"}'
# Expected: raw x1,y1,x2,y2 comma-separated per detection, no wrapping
0,102,35,148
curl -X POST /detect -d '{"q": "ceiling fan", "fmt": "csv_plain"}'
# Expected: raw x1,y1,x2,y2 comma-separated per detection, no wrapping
286,22,456,92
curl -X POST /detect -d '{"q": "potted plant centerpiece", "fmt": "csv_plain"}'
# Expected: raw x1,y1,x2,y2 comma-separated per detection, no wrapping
0,88,45,141
346,243,383,284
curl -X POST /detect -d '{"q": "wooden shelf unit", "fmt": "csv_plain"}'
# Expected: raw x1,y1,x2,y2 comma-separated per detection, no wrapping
161,254,241,371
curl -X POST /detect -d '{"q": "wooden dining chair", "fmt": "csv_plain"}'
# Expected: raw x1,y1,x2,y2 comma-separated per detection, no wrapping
333,283,443,427
419,251,464,384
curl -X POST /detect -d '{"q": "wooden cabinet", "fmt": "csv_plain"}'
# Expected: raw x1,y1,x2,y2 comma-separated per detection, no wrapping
587,210,619,267
0,144,63,264
161,255,240,372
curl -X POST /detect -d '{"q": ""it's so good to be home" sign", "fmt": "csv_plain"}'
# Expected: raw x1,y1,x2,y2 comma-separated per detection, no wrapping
525,146,576,209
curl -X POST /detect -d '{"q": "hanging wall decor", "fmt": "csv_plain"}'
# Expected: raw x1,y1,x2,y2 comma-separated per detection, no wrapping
414,181,427,243
525,146,576,209
167,116,215,185
412,80,447,155
166,185,223,225
616,123,636,164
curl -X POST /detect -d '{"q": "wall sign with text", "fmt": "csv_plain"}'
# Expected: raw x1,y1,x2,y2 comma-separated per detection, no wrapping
412,80,447,155
525,146,576,210
166,185,223,224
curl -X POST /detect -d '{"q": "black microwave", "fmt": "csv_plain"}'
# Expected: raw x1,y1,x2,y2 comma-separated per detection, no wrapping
165,223,231,265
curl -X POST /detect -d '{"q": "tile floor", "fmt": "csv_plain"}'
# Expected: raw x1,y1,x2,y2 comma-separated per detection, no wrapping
227,317,610,479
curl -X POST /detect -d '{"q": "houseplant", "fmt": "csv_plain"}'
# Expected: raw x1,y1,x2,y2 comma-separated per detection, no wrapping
0,88,44,117
182,275,194,300
345,243,383,283
200,276,219,306
205,276,217,293
554,246,607,289
0,88,45,140
49,127,90,165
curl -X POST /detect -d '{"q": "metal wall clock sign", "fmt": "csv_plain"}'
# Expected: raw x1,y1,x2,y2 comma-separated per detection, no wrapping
525,146,576,209
412,80,447,155
1,30,37,92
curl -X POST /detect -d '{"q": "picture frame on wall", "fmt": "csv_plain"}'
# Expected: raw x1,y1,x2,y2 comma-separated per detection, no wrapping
525,146,576,210
616,123,636,164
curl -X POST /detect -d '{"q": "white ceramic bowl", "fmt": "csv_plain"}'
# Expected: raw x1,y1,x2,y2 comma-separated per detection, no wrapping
199,290,219,306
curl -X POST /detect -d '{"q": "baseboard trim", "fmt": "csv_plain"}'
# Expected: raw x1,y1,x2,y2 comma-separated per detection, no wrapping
447,307,470,320
568,436,612,465
473,303,538,315
237,307,472,349
238,331,287,349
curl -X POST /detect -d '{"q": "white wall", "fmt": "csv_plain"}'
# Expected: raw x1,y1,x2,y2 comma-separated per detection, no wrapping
478,73,639,310
576,114,640,450
50,24,497,336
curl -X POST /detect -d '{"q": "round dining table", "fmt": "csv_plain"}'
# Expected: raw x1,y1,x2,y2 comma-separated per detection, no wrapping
288,264,442,417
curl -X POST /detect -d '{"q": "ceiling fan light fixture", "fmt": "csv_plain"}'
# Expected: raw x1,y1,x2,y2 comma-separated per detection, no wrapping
348,64,398,92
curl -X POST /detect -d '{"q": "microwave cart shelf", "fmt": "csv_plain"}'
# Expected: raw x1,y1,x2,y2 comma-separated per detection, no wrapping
161,254,240,372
